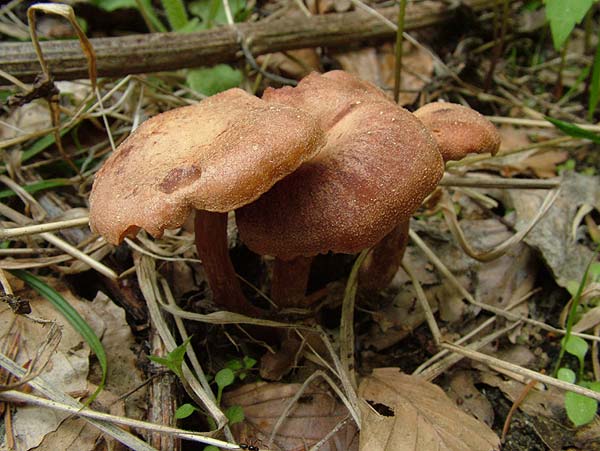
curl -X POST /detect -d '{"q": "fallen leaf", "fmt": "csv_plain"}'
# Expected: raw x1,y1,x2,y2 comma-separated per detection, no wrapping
446,370,494,427
358,368,500,451
519,150,569,178
4,281,91,450
223,381,359,451
332,41,433,106
3,281,145,450
257,49,321,80
505,171,599,288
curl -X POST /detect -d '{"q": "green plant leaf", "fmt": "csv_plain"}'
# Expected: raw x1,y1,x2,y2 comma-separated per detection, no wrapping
557,367,576,383
175,403,198,419
149,336,192,378
225,359,243,371
545,116,600,144
565,391,598,426
189,0,246,27
243,356,257,368
10,270,107,404
21,127,73,163
563,335,589,361
215,368,235,389
589,262,600,282
186,65,243,96
90,0,137,11
544,0,594,49
203,446,219,451
161,0,189,30
225,405,245,425
0,179,72,200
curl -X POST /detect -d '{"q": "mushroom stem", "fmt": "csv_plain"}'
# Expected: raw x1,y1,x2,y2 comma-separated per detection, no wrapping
271,256,313,308
194,210,260,315
358,220,410,291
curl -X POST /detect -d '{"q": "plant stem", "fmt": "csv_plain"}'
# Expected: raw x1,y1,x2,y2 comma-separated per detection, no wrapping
271,256,313,308
393,0,407,103
358,220,409,291
194,210,260,315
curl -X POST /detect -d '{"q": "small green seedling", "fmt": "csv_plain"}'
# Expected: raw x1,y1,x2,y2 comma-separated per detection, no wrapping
555,251,600,426
149,336,192,378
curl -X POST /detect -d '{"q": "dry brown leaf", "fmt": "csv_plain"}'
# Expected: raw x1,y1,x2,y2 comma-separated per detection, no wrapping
505,171,600,288
223,381,359,451
358,368,500,451
446,370,494,427
519,150,569,178
2,282,145,450
474,371,600,450
258,49,321,80
332,41,433,106
4,282,91,450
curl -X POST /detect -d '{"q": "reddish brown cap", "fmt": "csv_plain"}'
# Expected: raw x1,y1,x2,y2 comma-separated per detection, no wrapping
89,88,325,244
236,71,444,260
414,102,501,162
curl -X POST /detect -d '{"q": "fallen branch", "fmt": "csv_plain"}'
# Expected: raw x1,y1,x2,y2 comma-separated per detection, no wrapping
2,0,495,83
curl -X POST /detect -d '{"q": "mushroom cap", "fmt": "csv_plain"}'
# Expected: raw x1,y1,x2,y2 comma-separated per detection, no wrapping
413,102,501,162
89,88,325,244
236,71,444,260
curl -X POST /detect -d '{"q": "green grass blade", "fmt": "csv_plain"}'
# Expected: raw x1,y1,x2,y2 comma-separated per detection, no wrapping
0,178,73,200
545,116,600,144
160,0,189,30
21,127,73,163
588,24,600,121
11,270,107,403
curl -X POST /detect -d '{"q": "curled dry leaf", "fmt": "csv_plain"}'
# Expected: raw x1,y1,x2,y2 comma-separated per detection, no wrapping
222,381,359,451
358,368,500,451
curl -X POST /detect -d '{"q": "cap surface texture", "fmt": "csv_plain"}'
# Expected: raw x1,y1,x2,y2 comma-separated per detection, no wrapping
414,102,501,162
236,71,444,260
89,88,325,244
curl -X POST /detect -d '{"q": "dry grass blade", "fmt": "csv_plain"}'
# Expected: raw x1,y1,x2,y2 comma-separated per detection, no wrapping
266,370,360,448
0,390,242,449
442,342,600,402
0,351,159,451
488,116,600,132
0,203,117,279
408,229,600,342
0,217,89,239
441,187,561,262
401,260,441,344
340,250,369,390
159,300,310,328
439,174,560,189
415,321,521,382
134,253,228,429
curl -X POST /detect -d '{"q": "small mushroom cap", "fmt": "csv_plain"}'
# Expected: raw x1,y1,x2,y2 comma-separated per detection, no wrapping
413,102,501,162
89,88,325,244
237,71,444,260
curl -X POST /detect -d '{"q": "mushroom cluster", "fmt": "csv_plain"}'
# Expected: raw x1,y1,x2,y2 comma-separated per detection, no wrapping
89,71,500,314
237,71,500,305
89,88,324,315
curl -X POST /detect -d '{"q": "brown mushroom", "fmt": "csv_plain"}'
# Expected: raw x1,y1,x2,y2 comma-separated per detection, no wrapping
236,71,444,307
89,88,324,315
359,101,501,290
413,102,501,162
